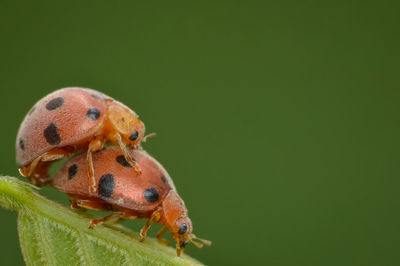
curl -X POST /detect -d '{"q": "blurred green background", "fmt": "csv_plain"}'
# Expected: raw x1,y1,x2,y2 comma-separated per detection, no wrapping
1,1,399,265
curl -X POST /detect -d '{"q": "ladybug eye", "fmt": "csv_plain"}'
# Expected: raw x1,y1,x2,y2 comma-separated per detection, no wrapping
129,131,139,141
178,224,187,235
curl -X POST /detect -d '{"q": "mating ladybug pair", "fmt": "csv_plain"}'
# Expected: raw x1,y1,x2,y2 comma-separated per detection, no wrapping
16,87,210,256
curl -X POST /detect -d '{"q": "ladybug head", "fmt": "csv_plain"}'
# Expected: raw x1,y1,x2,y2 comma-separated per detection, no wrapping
107,101,146,148
124,120,145,148
173,215,211,256
162,191,211,256
173,216,193,254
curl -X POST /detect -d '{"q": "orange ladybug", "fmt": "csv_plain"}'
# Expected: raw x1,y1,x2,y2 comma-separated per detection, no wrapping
16,87,153,192
52,146,211,256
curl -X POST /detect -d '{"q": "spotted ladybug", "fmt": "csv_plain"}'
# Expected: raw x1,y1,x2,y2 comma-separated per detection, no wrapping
52,146,211,256
16,87,154,192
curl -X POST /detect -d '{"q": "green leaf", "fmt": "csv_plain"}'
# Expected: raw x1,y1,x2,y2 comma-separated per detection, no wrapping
0,176,203,266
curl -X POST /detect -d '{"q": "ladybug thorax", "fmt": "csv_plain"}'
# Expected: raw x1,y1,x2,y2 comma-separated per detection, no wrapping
106,101,145,146
161,191,192,237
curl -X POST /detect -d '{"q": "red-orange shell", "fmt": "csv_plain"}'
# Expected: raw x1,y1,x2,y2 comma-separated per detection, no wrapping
16,87,110,166
53,147,175,212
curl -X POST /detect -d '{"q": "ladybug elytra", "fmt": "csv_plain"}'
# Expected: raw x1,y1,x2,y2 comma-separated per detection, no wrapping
16,87,153,192
52,146,211,256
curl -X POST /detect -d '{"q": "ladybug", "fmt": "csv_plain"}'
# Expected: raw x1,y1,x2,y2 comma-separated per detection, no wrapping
52,146,211,256
16,87,153,192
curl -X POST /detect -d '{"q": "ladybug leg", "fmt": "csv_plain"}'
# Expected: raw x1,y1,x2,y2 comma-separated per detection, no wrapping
69,198,87,210
139,210,162,242
71,198,120,228
20,148,71,186
73,198,112,211
87,137,105,193
31,161,53,186
156,226,169,246
89,212,121,229
40,148,71,161
19,155,44,185
24,155,42,177
115,133,142,175
111,217,125,224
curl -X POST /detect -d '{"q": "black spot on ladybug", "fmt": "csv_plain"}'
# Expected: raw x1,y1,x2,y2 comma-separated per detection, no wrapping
86,108,101,120
68,164,78,180
43,123,61,145
28,106,36,115
46,97,65,110
116,155,135,168
91,94,101,99
161,176,167,183
143,188,159,203
98,174,115,199
129,131,139,141
19,138,25,150
178,224,187,235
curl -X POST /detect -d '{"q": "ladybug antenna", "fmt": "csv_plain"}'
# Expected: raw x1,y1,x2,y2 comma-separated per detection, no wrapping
143,132,157,142
190,234,212,248
190,239,204,248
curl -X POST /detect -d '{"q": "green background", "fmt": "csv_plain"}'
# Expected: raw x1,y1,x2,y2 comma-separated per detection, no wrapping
0,1,399,265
